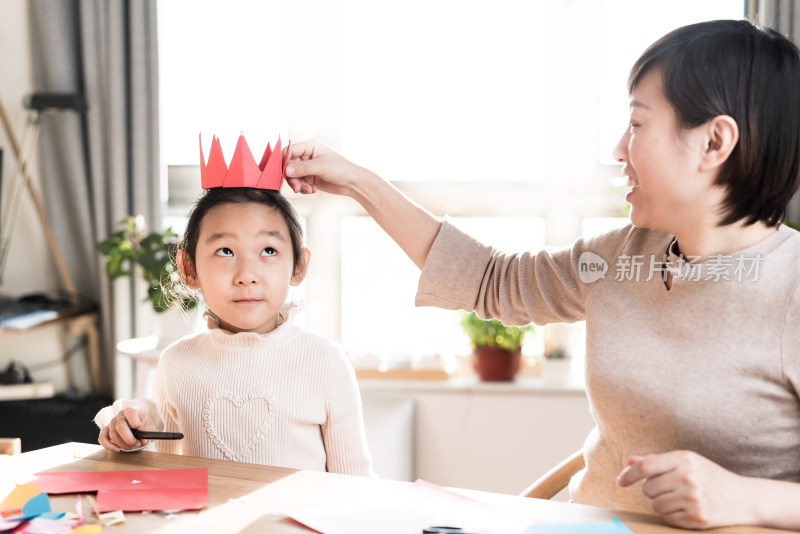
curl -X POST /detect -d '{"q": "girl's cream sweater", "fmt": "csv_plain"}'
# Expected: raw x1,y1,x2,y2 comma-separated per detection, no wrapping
96,304,373,476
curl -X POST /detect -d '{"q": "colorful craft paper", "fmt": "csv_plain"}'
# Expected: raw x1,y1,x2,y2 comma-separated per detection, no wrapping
0,482,40,512
0,484,53,533
32,468,207,513
0,518,24,531
24,516,73,533
0,482,90,534
20,493,51,519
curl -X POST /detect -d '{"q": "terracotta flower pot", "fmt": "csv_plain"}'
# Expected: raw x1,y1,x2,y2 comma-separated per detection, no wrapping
472,346,521,381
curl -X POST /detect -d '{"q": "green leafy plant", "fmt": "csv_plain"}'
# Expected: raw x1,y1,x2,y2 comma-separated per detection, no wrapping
458,311,534,352
97,215,198,313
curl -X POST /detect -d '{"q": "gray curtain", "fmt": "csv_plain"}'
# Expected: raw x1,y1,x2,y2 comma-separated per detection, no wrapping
759,0,800,226
28,0,160,395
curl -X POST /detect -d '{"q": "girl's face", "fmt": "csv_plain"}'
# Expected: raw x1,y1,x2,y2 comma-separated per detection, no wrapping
182,202,309,334
612,68,723,235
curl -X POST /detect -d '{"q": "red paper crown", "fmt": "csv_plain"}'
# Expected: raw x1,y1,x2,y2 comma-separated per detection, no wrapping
199,133,291,190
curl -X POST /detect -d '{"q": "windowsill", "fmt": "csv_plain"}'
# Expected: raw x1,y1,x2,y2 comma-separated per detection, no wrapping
357,373,585,394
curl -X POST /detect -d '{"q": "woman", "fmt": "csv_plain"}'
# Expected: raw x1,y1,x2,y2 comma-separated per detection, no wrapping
285,20,800,529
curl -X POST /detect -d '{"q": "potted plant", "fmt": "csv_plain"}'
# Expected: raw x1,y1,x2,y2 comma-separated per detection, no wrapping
97,215,199,313
459,311,534,381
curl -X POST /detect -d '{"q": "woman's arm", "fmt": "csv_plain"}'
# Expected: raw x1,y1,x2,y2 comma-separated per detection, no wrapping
285,139,604,326
617,450,800,529
285,140,441,269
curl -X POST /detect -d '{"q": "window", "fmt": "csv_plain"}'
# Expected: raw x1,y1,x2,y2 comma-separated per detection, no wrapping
582,216,630,239
340,216,546,360
159,0,745,360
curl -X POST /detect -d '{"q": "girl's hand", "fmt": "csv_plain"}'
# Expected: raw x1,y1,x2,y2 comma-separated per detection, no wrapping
617,450,757,529
284,140,366,197
97,407,157,452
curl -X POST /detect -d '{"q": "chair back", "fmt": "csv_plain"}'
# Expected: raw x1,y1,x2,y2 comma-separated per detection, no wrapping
520,449,584,500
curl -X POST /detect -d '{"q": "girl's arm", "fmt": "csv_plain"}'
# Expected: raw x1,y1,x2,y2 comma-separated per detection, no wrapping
617,450,800,529
285,140,441,270
319,344,374,476
94,356,181,454
148,359,182,455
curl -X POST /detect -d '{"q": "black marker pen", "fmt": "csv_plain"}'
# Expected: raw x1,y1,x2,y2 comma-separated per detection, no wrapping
132,429,184,440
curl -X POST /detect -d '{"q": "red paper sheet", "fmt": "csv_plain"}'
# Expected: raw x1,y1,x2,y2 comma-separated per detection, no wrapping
33,468,207,513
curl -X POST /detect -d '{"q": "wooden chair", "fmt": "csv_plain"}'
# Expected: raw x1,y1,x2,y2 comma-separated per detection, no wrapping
520,449,584,500
0,437,21,456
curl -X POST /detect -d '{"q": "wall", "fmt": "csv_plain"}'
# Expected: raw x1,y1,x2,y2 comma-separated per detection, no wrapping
0,0,88,393
360,378,595,497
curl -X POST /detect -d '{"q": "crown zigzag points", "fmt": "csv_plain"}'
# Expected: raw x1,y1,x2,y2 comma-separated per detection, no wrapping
199,133,290,191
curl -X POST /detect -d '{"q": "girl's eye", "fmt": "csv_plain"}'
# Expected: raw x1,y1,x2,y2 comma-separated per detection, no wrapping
629,121,641,132
215,248,233,257
261,247,277,257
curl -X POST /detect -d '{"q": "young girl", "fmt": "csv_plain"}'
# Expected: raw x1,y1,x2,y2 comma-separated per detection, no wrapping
95,186,373,476
282,20,800,529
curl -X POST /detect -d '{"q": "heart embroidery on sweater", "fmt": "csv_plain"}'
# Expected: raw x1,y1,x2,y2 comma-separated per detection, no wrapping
203,392,274,462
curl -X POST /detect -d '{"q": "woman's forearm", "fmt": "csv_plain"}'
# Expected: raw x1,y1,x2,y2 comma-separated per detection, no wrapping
347,165,441,270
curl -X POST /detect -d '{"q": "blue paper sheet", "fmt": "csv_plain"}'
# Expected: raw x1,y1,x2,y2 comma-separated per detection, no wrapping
524,518,634,534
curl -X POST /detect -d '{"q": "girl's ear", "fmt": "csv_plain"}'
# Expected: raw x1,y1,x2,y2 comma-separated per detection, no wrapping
699,115,739,172
291,248,312,286
176,250,200,290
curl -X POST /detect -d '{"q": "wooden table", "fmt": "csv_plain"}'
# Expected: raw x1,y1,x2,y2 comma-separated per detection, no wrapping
4,443,788,534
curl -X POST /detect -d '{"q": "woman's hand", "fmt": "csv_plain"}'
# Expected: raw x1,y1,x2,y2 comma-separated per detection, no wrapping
97,407,158,452
284,140,366,197
617,450,758,529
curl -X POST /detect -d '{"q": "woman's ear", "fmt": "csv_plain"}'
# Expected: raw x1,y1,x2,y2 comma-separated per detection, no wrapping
291,248,312,286
700,115,739,172
176,250,200,290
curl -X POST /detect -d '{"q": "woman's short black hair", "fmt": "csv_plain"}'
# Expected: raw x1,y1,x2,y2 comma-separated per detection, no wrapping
179,187,305,275
629,19,800,227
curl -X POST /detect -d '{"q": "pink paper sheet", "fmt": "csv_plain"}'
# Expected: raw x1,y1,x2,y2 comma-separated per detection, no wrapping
32,468,207,513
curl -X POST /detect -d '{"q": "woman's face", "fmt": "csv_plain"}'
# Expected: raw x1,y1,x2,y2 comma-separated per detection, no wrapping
612,67,722,235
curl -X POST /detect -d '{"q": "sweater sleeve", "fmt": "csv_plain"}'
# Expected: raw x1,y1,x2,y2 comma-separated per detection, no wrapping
93,397,164,431
149,350,183,455
415,219,634,326
320,344,374,476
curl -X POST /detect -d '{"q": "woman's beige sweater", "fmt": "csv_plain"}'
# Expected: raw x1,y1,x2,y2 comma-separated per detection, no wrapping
416,221,800,513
